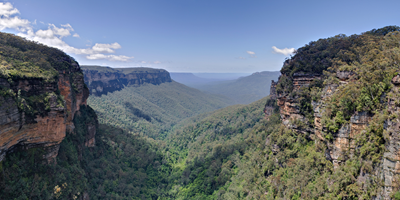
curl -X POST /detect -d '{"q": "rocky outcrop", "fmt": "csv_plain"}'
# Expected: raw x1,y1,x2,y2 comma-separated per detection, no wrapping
292,72,321,89
269,69,400,198
0,61,95,163
380,75,400,198
268,72,321,133
81,65,172,96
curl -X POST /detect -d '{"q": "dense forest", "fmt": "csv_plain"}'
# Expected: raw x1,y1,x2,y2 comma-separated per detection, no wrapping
87,81,232,139
0,106,170,199
2,26,400,199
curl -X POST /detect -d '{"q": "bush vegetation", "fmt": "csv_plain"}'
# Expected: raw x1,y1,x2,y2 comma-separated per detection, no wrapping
2,26,400,199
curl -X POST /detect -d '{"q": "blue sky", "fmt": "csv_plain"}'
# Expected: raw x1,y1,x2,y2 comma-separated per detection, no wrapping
0,0,399,72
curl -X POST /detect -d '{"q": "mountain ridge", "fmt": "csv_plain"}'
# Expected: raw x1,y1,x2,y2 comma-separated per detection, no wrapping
81,65,172,96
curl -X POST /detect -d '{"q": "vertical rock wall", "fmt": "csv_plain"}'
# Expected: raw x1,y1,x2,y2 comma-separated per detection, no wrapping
0,63,94,163
268,71,400,199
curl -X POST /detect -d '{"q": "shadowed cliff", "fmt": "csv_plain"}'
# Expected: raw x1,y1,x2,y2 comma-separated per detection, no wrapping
81,65,172,96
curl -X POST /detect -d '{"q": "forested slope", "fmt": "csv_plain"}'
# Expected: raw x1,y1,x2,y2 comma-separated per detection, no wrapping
161,96,270,199
87,81,232,139
0,119,171,199
4,25,400,200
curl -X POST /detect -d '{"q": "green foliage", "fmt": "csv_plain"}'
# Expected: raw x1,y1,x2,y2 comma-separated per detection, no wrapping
366,25,400,36
83,125,171,199
275,74,293,95
81,65,166,74
162,97,270,199
88,81,230,139
3,26,400,200
394,191,400,200
0,106,171,199
0,32,78,81
280,33,356,77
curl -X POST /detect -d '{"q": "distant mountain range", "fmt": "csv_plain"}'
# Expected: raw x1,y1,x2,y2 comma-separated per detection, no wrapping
170,73,222,87
170,72,250,87
171,71,280,105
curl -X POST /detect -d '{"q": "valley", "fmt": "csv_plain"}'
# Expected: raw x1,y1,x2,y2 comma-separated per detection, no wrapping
2,26,400,200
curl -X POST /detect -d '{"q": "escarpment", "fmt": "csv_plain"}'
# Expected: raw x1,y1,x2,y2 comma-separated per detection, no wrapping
265,26,400,199
81,65,172,96
0,32,96,163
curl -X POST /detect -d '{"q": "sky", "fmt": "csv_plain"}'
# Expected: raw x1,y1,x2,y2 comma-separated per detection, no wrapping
0,0,399,73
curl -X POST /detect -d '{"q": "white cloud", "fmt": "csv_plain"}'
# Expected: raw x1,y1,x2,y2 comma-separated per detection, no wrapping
0,16,30,31
92,42,121,53
272,46,295,56
246,51,255,55
61,23,74,31
0,3,19,17
50,24,72,37
0,3,30,31
154,61,161,64
73,33,80,38
0,3,133,62
86,54,133,62
246,51,257,58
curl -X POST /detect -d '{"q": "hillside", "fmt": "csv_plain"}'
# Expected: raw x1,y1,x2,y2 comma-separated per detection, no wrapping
196,71,280,104
87,80,232,139
153,25,400,199
4,25,400,200
0,32,99,199
256,26,400,199
162,96,271,199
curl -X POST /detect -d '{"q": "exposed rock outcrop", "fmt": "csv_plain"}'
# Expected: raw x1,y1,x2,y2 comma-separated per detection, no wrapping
269,72,321,134
292,72,321,89
380,75,400,198
268,69,400,199
0,57,95,163
81,65,172,96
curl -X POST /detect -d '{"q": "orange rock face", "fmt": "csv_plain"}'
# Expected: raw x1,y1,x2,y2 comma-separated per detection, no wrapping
0,67,93,163
268,71,372,168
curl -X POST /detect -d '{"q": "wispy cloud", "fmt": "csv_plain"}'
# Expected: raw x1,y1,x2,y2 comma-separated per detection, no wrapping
246,51,256,58
272,46,295,56
86,54,133,62
0,3,134,62
73,33,80,38
91,43,121,54
246,51,255,55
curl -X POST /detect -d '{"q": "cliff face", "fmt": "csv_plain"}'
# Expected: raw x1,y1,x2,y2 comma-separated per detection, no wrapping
0,33,96,163
81,65,172,96
267,71,400,199
0,65,93,163
382,75,400,197
265,28,400,199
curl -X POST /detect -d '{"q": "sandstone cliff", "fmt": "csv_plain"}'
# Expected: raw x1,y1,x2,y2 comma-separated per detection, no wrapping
0,32,97,163
81,65,172,96
265,27,400,199
267,71,396,198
